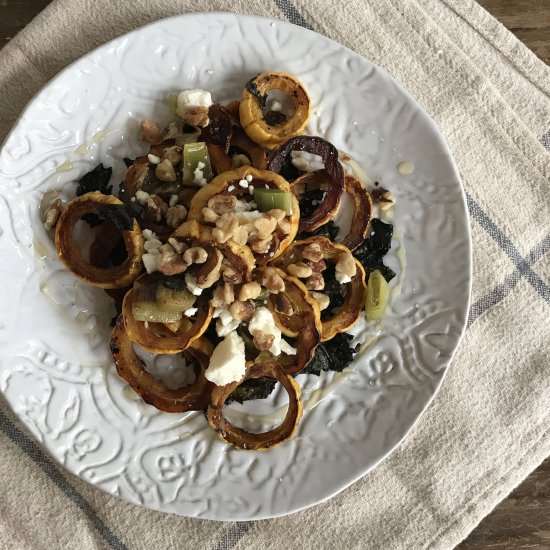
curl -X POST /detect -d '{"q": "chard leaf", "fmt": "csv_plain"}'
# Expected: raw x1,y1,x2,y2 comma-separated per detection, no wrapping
301,333,360,376
76,163,113,196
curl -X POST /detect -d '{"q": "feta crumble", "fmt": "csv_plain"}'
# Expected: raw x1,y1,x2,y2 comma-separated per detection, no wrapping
291,150,326,172
147,154,161,164
185,274,203,296
135,190,150,205
193,166,207,186
335,272,352,284
142,253,160,274
176,89,213,119
184,307,198,317
205,332,246,386
248,307,295,356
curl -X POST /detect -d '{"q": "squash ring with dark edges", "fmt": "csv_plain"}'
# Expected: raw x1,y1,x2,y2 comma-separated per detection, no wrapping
55,191,143,289
111,316,214,412
207,359,303,450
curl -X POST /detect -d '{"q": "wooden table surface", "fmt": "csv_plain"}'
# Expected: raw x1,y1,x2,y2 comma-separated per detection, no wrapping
1,1,549,548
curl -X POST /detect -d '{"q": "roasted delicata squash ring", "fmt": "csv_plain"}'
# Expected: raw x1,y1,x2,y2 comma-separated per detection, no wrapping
120,141,190,238
122,289,212,354
111,316,214,412
290,170,343,232
258,268,321,374
340,174,373,251
120,142,167,200
239,72,310,149
88,222,126,268
207,359,303,450
55,191,143,289
270,236,367,341
268,136,344,232
208,126,267,175
186,166,299,264
173,219,256,284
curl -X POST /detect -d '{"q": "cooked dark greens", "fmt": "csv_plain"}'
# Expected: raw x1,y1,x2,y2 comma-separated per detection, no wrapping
244,74,267,109
320,263,347,320
227,378,277,404
82,202,144,231
298,188,325,219
353,218,395,282
199,104,233,148
301,333,360,376
76,163,113,196
298,220,339,241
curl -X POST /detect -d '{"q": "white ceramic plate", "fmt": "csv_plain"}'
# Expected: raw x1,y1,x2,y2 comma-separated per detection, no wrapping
0,13,471,520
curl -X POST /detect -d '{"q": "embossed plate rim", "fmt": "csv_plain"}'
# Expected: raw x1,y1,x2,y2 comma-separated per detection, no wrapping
0,12,472,521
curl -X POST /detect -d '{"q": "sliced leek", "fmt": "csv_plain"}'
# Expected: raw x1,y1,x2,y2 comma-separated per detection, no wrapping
365,270,389,322
253,188,293,215
182,142,213,185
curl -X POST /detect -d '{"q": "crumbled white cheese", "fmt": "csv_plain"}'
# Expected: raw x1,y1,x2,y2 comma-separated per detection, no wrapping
219,308,234,327
268,99,283,112
144,238,162,251
169,195,179,207
216,317,241,337
184,307,198,317
291,150,326,173
205,332,246,386
185,274,203,296
238,179,248,188
248,185,255,195
168,237,186,254
147,154,161,164
335,272,352,284
176,89,213,119
135,190,150,205
248,307,285,356
245,174,253,182
141,229,154,240
193,166,207,186
142,253,160,274
197,161,205,169
235,210,263,224
280,340,297,356
234,199,254,212
227,185,235,192
213,306,240,337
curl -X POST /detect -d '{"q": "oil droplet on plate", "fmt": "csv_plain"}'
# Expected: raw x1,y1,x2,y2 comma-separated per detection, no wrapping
74,143,90,156
397,161,415,175
56,160,73,173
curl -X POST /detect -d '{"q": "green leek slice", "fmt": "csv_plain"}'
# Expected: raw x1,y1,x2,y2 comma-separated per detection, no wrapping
365,270,390,322
182,142,213,185
253,188,292,215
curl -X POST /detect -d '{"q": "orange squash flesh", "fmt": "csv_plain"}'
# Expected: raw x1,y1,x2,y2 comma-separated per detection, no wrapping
122,289,212,354
259,268,321,374
207,359,303,450
187,166,299,264
239,72,310,149
111,316,214,413
270,236,367,341
55,191,143,289
340,174,373,251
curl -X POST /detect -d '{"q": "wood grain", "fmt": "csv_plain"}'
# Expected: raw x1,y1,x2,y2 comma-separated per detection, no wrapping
0,1,549,549
478,0,550,64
